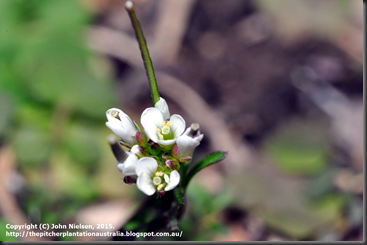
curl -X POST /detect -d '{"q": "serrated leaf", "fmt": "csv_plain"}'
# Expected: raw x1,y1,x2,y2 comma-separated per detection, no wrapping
183,151,227,188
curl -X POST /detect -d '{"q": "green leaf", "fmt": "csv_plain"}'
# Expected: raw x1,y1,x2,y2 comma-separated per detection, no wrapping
183,151,227,188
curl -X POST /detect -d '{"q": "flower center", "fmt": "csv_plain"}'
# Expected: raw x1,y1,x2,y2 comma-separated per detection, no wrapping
156,121,174,140
153,171,166,191
161,125,170,134
152,177,162,185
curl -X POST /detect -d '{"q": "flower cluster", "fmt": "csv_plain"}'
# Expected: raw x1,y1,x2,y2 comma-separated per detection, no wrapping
106,97,203,196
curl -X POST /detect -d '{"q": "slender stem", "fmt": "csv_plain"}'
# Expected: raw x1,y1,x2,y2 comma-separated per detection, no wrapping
125,1,160,105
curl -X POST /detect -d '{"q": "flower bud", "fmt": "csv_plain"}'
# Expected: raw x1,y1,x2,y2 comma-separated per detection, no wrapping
106,108,138,147
171,145,178,159
165,158,180,171
136,131,147,147
148,140,161,155
162,153,170,159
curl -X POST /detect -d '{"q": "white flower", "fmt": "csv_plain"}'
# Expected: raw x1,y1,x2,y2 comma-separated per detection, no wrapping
116,152,138,176
141,97,185,146
135,157,180,196
175,126,204,160
106,108,138,146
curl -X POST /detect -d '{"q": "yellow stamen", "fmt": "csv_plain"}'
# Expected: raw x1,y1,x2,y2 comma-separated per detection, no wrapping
166,121,171,126
157,184,163,191
156,128,161,132
159,134,164,139
155,172,163,177
162,121,166,126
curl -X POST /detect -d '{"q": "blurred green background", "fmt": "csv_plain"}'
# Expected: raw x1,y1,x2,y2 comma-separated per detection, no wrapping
0,0,363,241
0,0,128,241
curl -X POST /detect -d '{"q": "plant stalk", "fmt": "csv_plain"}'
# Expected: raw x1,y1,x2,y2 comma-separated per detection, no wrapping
125,1,160,105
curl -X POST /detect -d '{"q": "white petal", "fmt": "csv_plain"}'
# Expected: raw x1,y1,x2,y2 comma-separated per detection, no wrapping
116,161,124,174
164,174,169,183
123,153,138,175
135,157,158,177
116,153,138,176
137,173,156,196
197,134,204,142
106,120,128,140
119,113,138,136
141,108,164,142
165,170,180,191
182,127,204,140
156,138,176,146
170,114,185,138
130,145,140,155
141,108,164,129
176,135,201,159
154,97,170,120
182,127,191,136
